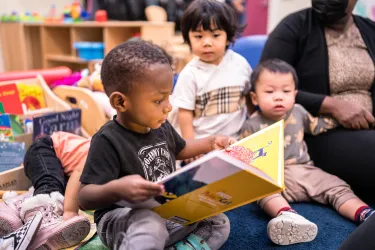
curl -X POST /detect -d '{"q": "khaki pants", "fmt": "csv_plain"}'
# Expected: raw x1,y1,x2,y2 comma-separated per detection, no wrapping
259,164,358,211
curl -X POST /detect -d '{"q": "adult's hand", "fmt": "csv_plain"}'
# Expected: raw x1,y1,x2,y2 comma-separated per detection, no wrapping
329,98,374,129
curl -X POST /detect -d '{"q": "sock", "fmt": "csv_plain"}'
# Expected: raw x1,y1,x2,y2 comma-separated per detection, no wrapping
355,206,375,223
277,207,297,216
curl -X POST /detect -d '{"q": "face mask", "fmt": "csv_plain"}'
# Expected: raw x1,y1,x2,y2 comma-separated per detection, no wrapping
312,0,349,24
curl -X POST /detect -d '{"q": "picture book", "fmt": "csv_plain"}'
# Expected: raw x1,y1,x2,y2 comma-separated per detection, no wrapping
17,83,46,112
0,84,23,114
0,103,4,114
117,120,285,226
0,114,14,142
0,83,47,115
0,141,26,172
32,109,82,141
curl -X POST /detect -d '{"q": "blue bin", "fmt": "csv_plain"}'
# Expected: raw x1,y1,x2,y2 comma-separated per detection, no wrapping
73,42,105,60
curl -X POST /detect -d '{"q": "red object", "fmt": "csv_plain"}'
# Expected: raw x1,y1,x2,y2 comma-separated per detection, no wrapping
244,0,268,35
223,145,254,165
95,10,108,22
0,83,23,114
0,67,72,86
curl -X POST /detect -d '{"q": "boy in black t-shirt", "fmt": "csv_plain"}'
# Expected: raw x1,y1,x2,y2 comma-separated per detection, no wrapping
79,41,234,250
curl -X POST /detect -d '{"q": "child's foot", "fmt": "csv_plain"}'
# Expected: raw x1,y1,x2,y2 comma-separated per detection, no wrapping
0,189,34,236
20,192,90,250
267,211,318,245
0,212,42,250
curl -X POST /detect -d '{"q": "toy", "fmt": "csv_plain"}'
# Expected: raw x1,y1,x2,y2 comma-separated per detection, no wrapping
76,62,104,92
71,2,82,21
95,10,108,22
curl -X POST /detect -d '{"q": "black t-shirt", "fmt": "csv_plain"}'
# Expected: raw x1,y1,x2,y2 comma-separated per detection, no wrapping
80,118,186,223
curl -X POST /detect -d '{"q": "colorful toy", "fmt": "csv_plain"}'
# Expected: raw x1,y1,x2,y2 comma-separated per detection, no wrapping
77,62,104,92
71,2,82,21
95,10,108,22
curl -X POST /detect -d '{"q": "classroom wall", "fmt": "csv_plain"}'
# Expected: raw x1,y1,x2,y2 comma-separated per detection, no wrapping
0,0,82,72
267,0,311,33
354,0,375,20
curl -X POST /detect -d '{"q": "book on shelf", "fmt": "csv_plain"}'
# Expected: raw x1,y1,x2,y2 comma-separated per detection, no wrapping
0,83,46,115
0,141,26,173
117,120,285,226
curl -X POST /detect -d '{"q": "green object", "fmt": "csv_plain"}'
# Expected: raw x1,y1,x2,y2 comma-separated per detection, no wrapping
0,103,4,113
78,235,108,250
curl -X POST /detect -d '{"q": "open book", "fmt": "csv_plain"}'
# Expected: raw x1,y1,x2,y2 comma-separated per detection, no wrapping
117,120,285,225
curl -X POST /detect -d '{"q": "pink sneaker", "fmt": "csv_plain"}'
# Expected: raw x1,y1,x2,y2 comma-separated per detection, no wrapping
20,192,90,250
0,188,34,236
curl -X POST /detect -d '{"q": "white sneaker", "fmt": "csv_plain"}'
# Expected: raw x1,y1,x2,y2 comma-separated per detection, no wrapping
0,212,42,250
267,211,318,245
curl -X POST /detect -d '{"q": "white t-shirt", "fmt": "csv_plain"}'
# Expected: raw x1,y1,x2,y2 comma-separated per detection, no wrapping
172,49,252,139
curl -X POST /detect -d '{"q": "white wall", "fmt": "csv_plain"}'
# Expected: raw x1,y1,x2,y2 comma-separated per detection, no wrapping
0,0,82,72
267,0,311,33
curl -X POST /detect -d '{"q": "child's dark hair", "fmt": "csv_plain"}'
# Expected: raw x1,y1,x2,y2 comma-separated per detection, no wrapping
250,59,299,92
101,40,172,96
181,0,244,48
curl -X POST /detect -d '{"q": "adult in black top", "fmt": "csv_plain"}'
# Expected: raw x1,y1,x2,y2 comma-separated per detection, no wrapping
261,0,375,199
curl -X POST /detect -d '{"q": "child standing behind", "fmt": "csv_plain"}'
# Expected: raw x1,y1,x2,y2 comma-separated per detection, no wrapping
173,0,251,163
78,41,234,250
241,59,374,246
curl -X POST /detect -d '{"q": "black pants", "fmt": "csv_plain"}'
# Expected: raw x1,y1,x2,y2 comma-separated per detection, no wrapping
339,213,375,250
305,128,375,201
23,136,67,196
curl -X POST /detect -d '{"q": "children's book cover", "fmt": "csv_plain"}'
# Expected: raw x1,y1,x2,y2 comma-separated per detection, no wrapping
0,114,14,142
17,83,46,112
117,120,285,225
0,103,4,114
0,84,23,114
0,141,26,172
32,109,82,141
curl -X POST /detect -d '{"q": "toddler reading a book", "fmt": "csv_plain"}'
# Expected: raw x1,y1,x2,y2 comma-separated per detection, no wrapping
0,131,91,249
78,40,235,250
172,0,252,163
241,59,374,246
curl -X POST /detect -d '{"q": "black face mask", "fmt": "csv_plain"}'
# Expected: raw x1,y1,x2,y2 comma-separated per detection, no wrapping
312,0,349,24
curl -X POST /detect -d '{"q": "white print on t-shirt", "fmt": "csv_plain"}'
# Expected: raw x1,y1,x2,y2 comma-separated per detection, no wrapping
138,142,175,182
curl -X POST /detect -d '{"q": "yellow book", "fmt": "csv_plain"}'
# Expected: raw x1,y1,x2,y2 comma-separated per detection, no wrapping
118,120,284,226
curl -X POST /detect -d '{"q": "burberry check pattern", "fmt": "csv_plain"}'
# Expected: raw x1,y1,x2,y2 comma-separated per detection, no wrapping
194,86,245,118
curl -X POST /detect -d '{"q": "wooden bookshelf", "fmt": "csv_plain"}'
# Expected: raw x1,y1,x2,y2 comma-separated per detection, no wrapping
0,21,175,72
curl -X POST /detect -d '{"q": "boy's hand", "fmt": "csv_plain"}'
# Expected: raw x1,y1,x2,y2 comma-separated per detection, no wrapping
212,136,237,151
116,175,165,203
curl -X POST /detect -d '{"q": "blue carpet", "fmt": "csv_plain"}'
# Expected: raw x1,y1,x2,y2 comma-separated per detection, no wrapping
221,203,358,250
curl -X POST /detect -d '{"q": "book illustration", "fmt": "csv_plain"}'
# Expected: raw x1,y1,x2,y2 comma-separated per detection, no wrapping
0,114,14,142
17,83,46,112
223,145,254,165
32,109,82,141
118,121,285,225
0,141,26,172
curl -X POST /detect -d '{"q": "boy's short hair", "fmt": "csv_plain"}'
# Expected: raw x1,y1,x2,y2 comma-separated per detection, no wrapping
250,59,299,92
181,0,244,47
101,40,172,96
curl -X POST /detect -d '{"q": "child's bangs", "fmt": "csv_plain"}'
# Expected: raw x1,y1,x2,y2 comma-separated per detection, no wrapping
189,8,226,32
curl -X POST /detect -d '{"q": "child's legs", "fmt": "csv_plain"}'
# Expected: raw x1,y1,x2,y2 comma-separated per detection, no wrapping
283,164,360,220
97,208,168,250
23,136,67,196
166,213,230,250
259,194,293,217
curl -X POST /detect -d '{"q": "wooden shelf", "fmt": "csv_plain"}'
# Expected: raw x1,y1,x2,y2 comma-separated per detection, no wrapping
46,54,89,64
0,21,175,71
